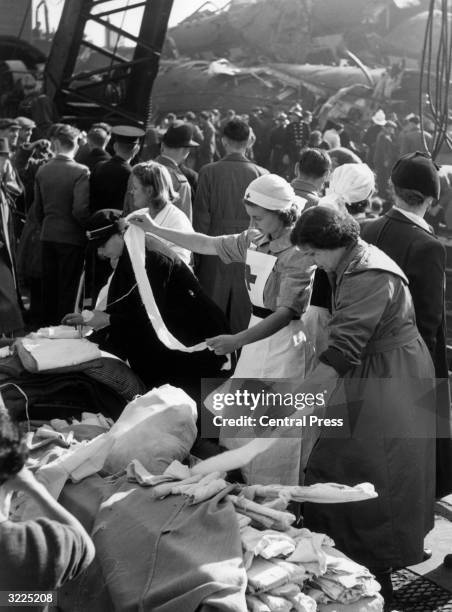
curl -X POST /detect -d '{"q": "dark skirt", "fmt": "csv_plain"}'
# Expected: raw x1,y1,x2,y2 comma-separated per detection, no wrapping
304,337,436,571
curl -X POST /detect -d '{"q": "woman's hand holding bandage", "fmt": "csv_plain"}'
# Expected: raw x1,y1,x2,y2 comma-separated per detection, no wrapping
206,334,240,355
127,208,158,233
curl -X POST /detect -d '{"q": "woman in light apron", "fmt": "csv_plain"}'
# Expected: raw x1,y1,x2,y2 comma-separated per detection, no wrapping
128,174,315,485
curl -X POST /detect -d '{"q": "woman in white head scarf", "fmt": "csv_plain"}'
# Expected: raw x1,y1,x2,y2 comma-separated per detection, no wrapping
129,174,316,486
320,163,375,221
128,174,312,379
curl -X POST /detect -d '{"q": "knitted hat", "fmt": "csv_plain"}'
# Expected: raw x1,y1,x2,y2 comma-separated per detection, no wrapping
391,152,440,200
244,174,297,211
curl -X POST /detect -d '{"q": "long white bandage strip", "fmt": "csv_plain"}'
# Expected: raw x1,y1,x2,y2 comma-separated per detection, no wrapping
124,224,207,353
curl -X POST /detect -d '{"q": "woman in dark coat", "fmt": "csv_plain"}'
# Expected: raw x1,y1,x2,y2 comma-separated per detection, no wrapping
290,206,436,606
63,209,230,404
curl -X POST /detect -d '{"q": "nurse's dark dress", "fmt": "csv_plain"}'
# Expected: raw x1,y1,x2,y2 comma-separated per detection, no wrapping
303,240,436,572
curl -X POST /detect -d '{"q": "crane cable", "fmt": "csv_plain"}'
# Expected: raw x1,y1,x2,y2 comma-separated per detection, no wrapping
419,0,452,159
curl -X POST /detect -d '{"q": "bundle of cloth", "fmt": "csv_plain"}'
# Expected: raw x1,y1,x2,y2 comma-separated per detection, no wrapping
0,347,145,422
241,522,383,612
14,384,199,516
122,448,383,611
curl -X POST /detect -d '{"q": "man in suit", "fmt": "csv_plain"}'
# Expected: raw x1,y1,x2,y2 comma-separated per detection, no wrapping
361,152,452,498
193,118,268,334
34,124,90,324
291,147,331,210
89,125,143,213
155,122,199,222
77,126,111,172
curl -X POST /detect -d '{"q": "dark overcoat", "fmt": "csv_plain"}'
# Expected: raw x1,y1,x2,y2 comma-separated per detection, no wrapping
304,241,436,571
361,209,452,496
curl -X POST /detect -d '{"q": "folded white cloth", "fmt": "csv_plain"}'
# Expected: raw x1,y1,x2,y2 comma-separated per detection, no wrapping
241,526,296,560
246,594,270,612
36,325,91,339
287,529,335,573
258,593,292,612
247,558,306,593
0,346,11,358
311,549,381,604
16,336,101,372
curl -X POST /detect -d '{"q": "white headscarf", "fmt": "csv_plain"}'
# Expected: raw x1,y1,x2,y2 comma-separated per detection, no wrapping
245,174,306,211
319,163,375,211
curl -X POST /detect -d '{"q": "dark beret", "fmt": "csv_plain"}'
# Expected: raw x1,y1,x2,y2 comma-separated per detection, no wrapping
391,152,440,200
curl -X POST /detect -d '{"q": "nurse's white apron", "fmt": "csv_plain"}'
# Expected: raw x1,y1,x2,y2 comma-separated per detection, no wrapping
234,248,306,378
220,248,307,485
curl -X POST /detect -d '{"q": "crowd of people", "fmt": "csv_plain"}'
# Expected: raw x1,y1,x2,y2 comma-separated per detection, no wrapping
0,100,451,611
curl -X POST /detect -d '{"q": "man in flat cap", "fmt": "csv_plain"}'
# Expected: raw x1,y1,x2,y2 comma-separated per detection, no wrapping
193,118,267,334
362,152,452,498
0,119,20,151
154,121,199,221
90,125,143,213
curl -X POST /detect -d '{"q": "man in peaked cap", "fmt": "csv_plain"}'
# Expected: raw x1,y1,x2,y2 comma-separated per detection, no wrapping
361,152,452,498
154,121,199,222
90,125,144,213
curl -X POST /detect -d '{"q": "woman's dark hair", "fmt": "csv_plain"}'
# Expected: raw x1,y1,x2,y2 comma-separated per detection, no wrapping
244,201,301,228
0,408,28,485
276,203,301,227
392,184,425,207
290,206,360,249
346,199,369,216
